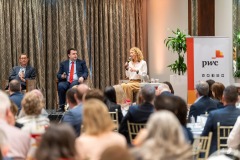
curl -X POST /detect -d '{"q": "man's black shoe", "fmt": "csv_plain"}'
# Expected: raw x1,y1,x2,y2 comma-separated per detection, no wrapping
56,108,65,112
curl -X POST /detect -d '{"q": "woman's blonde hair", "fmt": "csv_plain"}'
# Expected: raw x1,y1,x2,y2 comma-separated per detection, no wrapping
83,99,115,135
21,92,44,115
134,111,192,160
130,47,144,61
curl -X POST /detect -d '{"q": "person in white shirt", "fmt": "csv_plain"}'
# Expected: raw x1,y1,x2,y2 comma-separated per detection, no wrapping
227,116,240,149
121,47,147,102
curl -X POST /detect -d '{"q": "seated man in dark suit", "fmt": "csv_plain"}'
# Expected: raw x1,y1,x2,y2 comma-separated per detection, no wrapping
8,53,36,90
119,84,155,143
57,48,88,112
188,81,218,121
9,80,24,113
201,85,240,155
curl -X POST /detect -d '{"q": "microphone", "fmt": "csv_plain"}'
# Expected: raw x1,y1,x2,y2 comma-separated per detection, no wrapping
127,57,132,63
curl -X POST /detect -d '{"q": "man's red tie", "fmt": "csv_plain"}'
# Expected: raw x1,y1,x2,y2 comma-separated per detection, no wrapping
69,61,74,83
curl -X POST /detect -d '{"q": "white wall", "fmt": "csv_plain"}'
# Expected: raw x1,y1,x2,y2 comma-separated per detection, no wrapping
148,0,188,81
215,0,234,83
148,0,188,99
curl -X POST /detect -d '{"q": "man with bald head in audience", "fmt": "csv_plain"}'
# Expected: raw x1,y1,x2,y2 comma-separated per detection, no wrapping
188,80,217,121
155,83,172,96
119,84,155,143
9,79,24,112
61,84,89,136
0,91,30,159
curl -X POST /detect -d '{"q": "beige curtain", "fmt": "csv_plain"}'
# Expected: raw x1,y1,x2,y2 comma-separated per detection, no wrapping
87,0,145,89
0,0,88,109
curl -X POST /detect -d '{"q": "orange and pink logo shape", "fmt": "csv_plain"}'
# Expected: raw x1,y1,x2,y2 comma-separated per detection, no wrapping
212,50,224,59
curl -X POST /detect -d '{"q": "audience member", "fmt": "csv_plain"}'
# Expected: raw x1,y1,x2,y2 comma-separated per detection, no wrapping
119,84,155,143
131,111,192,160
154,95,193,144
227,116,240,149
100,145,134,160
8,79,24,112
188,81,217,121
206,79,215,99
163,81,174,94
211,82,225,109
83,89,105,102
155,83,172,96
17,91,50,133
0,91,30,159
7,100,23,128
202,85,240,155
121,47,147,102
18,89,48,118
61,87,84,136
104,86,123,123
76,99,126,160
57,48,88,112
8,53,36,90
35,123,77,160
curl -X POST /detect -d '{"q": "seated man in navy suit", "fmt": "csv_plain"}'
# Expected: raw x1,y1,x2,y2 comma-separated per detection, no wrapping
201,85,240,155
8,53,36,90
119,84,155,143
57,48,88,112
188,81,217,121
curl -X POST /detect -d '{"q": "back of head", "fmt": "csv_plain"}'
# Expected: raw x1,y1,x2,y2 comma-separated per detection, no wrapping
100,145,134,160
35,123,76,160
195,81,209,96
84,89,104,102
66,88,78,105
21,92,43,115
211,82,225,101
77,84,89,101
163,81,174,94
83,99,114,135
104,86,117,103
140,111,191,160
157,83,170,95
0,91,11,118
140,84,155,103
154,95,187,125
223,85,238,104
9,80,21,92
206,79,215,98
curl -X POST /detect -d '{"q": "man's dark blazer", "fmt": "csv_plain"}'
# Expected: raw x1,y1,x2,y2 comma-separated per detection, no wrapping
9,92,24,111
189,96,218,121
119,102,154,143
61,104,83,136
201,105,240,155
57,59,88,82
9,65,36,87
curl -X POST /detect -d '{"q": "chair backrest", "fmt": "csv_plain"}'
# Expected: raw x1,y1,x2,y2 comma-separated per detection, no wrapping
192,132,212,160
109,109,119,132
26,79,37,92
127,121,146,143
217,122,234,150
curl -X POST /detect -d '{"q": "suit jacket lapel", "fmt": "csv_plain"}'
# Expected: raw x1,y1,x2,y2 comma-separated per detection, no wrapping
66,60,70,73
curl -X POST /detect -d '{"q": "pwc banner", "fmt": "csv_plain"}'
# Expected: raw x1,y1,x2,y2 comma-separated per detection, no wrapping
187,37,232,104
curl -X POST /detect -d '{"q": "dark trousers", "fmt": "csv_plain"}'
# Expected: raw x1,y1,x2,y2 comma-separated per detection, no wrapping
58,80,79,109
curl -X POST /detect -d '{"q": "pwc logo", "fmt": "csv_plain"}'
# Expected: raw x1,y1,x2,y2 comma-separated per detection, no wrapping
202,50,224,68
212,50,224,59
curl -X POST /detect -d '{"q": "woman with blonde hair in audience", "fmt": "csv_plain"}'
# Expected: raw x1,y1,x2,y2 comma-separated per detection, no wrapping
211,82,225,109
16,91,50,160
75,99,127,160
131,111,192,160
35,124,77,160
